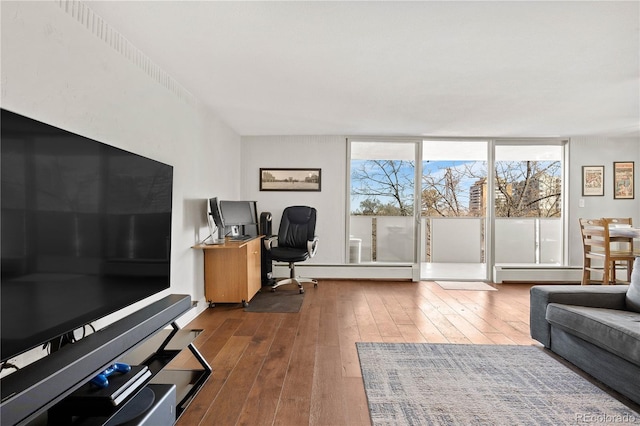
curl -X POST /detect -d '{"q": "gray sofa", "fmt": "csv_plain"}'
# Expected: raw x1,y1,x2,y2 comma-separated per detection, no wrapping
530,257,640,405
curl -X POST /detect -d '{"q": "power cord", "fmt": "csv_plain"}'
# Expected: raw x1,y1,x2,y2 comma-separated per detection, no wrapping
0,360,19,373
44,323,96,354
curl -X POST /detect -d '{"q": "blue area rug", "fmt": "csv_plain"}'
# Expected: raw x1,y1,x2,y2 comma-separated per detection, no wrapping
356,343,639,425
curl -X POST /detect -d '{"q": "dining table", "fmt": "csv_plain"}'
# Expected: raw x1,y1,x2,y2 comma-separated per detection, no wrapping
609,226,640,239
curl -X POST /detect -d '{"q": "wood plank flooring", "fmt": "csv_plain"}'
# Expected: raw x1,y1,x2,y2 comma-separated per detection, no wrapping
172,280,537,426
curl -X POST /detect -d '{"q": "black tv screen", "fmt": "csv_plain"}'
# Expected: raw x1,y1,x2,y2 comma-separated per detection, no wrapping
1,109,173,362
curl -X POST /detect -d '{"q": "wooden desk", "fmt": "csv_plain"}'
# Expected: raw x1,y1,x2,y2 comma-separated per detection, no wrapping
193,236,262,307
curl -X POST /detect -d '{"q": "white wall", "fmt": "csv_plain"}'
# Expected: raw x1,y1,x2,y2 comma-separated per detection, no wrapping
1,1,240,329
243,135,640,275
568,136,640,266
241,136,346,264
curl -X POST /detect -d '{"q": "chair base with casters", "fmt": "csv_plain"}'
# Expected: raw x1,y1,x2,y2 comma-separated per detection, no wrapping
271,262,318,294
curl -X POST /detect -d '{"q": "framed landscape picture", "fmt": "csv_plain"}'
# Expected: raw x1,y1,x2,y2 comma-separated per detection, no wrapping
613,161,634,199
582,165,604,196
260,168,321,192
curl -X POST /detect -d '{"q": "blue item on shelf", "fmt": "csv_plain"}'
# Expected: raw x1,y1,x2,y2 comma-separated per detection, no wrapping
90,362,131,388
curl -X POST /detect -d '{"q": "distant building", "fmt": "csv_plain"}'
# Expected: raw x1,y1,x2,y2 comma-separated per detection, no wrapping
469,178,512,215
469,178,487,214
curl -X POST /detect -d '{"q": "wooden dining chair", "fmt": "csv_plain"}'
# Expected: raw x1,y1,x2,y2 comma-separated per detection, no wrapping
602,217,636,282
579,218,608,285
579,218,635,285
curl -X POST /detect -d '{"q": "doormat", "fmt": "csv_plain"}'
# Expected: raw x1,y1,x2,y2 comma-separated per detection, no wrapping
357,342,638,425
244,288,304,313
435,281,497,291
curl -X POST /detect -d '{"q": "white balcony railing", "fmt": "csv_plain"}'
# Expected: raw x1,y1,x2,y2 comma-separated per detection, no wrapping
349,216,562,265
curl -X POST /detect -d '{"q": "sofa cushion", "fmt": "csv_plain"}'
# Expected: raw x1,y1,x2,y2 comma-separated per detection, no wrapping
626,257,640,313
546,303,640,366
530,285,629,348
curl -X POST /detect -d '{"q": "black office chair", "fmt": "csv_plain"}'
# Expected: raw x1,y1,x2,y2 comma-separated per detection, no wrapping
265,206,318,294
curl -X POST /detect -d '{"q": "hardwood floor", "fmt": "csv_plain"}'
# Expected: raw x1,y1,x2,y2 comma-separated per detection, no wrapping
172,280,537,426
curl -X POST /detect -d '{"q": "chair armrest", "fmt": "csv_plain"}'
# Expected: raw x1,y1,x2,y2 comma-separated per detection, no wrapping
264,235,278,251
530,285,629,347
307,236,319,258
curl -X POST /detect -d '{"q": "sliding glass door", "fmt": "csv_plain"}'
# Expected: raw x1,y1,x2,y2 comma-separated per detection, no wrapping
421,140,488,280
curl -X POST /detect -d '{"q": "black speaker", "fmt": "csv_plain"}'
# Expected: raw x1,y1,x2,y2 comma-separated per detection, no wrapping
105,384,176,426
260,212,274,286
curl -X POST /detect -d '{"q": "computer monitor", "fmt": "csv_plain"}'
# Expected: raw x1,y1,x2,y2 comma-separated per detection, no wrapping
219,200,258,239
207,197,225,244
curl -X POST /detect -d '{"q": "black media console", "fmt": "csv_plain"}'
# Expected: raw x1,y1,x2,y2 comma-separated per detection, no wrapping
0,294,211,426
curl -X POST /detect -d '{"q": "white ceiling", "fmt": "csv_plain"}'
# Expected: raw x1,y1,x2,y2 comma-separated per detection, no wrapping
88,1,640,138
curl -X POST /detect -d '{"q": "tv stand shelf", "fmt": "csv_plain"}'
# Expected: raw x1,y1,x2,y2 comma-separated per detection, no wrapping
120,325,211,418
0,295,210,426
50,323,211,425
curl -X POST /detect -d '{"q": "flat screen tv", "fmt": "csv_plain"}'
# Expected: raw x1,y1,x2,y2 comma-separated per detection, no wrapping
1,108,173,362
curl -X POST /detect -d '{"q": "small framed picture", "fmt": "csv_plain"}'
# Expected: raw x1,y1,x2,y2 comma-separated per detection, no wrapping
613,162,634,199
260,168,321,192
582,165,604,196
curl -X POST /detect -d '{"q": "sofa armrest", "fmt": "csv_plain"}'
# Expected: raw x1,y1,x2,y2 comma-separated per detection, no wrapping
530,285,629,347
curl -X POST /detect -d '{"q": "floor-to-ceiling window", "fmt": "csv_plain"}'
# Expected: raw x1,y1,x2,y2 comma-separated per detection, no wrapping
348,140,419,266
348,138,567,282
493,142,565,267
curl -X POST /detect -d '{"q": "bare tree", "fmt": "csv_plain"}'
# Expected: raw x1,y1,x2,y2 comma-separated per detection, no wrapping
351,160,414,216
421,160,561,218
353,159,561,218
495,160,561,217
421,162,481,216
